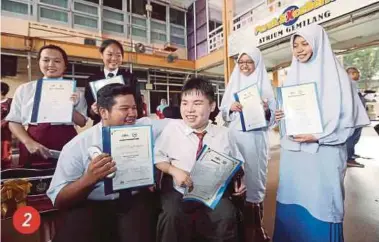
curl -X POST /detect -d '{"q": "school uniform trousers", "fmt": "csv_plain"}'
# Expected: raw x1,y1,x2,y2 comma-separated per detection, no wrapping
53,189,158,242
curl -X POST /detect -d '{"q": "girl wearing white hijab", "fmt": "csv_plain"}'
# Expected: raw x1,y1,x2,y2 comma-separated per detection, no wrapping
220,47,275,242
273,24,370,242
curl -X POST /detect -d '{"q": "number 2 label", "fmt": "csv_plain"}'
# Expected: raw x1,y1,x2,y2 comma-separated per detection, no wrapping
22,212,32,227
13,206,41,234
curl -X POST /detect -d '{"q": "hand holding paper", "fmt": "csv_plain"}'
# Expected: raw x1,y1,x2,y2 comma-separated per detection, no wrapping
170,166,192,188
85,153,116,184
230,102,243,112
275,110,284,122
102,125,154,194
90,75,125,100
183,146,242,209
277,83,323,136
234,84,267,131
232,179,247,196
31,79,76,124
24,140,51,159
70,92,80,106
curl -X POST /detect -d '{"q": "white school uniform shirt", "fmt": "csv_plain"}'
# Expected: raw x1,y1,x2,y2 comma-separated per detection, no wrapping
154,119,243,194
47,117,169,205
104,68,118,78
5,77,87,125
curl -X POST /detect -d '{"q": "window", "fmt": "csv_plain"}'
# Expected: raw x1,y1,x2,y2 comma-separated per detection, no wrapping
133,70,148,80
74,15,97,28
2,0,29,15
131,0,147,15
171,25,185,46
170,8,184,26
74,2,98,15
171,36,185,46
152,32,166,42
132,16,147,27
103,21,124,33
40,0,68,8
40,8,68,22
171,25,184,36
151,21,166,32
151,2,166,21
103,0,122,10
103,9,123,21
209,20,222,32
83,0,99,3
132,27,147,38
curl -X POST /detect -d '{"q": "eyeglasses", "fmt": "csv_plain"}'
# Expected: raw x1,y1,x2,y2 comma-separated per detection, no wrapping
237,61,254,65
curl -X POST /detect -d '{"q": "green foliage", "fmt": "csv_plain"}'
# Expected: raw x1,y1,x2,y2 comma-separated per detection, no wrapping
343,47,379,89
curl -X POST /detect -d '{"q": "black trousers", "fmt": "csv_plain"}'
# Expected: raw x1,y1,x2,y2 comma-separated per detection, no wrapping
53,190,158,242
156,188,238,242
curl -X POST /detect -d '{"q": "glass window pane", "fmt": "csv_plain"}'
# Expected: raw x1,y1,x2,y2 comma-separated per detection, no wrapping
132,0,146,15
40,8,68,22
196,9,207,27
74,15,97,28
170,25,184,36
132,27,147,37
132,16,146,27
74,2,98,15
40,0,68,8
187,33,194,48
196,25,207,43
152,32,166,42
103,21,124,33
171,36,185,46
196,0,206,13
196,41,207,58
151,2,166,21
151,21,166,32
2,0,28,15
103,9,123,21
170,8,184,26
103,0,122,10
83,0,99,3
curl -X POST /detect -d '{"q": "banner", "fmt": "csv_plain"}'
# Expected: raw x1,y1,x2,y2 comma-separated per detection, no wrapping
228,0,377,56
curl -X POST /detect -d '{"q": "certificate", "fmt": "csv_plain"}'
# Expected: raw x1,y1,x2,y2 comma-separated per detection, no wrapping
90,75,125,100
183,146,242,209
277,82,323,136
103,125,154,194
234,84,267,131
31,79,75,124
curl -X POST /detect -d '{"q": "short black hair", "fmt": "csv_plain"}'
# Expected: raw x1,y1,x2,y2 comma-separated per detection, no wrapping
37,44,69,67
181,77,215,103
1,82,10,96
99,39,124,57
97,84,135,111
346,66,359,73
209,105,220,123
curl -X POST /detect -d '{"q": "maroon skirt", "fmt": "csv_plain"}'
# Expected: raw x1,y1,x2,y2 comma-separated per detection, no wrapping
19,124,77,169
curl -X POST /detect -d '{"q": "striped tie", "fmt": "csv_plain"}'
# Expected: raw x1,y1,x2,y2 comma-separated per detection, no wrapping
194,131,207,158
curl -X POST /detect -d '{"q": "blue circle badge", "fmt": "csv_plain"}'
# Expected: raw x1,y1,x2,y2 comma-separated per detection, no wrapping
283,6,300,27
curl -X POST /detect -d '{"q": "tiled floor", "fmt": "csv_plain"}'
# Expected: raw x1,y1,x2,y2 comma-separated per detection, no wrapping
263,123,379,242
